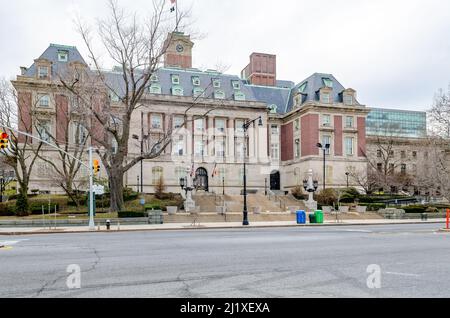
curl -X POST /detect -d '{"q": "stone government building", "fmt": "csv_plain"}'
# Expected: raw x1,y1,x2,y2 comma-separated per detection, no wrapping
12,32,428,196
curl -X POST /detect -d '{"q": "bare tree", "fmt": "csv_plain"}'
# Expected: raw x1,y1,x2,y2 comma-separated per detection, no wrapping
349,168,378,195
0,78,43,215
429,84,450,137
59,0,192,212
31,89,91,208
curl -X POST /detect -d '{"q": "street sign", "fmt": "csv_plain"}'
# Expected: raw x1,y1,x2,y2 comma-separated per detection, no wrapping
93,184,105,195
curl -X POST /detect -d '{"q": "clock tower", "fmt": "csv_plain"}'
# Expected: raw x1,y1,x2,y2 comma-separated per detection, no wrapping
163,32,194,69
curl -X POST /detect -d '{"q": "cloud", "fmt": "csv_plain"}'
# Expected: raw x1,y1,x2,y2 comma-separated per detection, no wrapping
1,0,449,110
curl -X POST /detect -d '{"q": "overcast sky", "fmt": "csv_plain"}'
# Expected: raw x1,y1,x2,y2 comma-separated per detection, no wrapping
1,0,450,111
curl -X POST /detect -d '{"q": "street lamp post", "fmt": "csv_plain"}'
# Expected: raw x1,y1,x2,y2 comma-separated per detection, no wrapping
345,172,350,188
317,143,330,191
242,116,264,226
222,177,225,196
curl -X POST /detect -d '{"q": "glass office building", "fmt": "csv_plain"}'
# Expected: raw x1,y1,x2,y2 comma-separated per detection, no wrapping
366,108,427,138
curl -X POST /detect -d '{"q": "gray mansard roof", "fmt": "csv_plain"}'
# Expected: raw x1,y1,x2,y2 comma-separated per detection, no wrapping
22,44,360,115
24,44,87,77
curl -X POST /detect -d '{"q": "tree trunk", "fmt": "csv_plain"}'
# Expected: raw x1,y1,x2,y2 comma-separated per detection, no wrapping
109,167,124,212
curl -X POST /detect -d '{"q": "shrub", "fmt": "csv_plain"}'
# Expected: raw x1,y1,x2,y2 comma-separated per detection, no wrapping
15,192,29,216
291,186,307,200
315,189,337,206
118,211,147,218
0,203,16,216
145,204,162,211
340,187,360,203
403,205,428,214
154,177,167,200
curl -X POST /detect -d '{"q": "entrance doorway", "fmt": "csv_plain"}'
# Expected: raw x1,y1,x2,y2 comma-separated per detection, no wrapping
195,168,209,192
270,171,281,191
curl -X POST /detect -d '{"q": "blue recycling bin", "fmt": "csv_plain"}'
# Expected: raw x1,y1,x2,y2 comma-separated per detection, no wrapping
296,210,306,224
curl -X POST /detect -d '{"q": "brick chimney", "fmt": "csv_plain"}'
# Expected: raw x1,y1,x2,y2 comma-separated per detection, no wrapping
241,53,277,86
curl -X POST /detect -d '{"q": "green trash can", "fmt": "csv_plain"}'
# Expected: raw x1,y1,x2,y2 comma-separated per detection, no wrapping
309,213,316,224
315,210,324,224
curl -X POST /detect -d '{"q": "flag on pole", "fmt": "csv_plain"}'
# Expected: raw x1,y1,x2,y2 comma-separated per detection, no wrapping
212,163,218,178
170,0,176,12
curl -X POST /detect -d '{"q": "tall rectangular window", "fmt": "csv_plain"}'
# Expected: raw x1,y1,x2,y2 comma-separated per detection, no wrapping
215,138,226,158
235,120,244,136
345,116,354,128
39,94,50,107
195,139,205,156
322,115,331,127
321,93,331,104
271,125,279,135
194,118,204,133
38,67,49,79
215,118,226,134
173,116,184,129
271,143,279,160
151,114,162,129
173,135,184,156
345,137,354,156
37,120,51,142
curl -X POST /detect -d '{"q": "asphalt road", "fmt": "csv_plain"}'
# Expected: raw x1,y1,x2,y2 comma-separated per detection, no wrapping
1,223,449,298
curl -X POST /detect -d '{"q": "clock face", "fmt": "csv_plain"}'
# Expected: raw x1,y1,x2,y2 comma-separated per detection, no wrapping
176,44,184,53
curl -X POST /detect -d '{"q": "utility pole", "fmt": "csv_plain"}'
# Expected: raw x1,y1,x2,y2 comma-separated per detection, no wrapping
88,147,95,231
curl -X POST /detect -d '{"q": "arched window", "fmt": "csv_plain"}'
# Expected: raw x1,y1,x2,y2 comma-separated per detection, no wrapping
172,86,184,96
149,84,162,94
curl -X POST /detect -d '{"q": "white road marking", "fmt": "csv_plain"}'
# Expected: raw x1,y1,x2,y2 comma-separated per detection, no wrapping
384,271,421,278
341,229,373,233
0,239,29,246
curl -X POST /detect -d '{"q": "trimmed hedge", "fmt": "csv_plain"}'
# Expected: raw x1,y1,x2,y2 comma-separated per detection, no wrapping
0,203,17,216
359,203,387,211
118,211,147,218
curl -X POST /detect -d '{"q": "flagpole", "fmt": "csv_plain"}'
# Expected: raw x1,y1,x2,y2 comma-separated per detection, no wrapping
175,0,179,32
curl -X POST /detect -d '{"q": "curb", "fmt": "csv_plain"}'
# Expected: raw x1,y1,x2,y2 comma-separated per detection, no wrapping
0,220,446,236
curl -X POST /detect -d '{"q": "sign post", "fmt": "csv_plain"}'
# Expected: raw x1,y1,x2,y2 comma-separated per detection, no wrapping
446,209,449,230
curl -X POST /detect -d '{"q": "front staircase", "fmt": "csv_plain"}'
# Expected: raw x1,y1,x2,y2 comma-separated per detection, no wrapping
192,192,306,213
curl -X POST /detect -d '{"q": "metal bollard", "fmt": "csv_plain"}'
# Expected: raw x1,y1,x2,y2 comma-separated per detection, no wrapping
106,219,111,231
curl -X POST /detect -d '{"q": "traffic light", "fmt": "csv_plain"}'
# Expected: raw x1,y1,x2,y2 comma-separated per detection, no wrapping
0,132,9,150
93,160,100,174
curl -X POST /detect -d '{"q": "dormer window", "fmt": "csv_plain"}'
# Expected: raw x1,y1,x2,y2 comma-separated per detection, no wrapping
321,92,331,104
343,94,353,105
322,78,333,88
294,94,303,106
193,87,204,98
214,90,225,99
212,79,221,88
149,84,162,94
269,104,278,114
150,74,159,82
172,86,184,96
110,90,120,103
38,66,49,79
234,91,246,101
171,74,180,85
231,80,241,90
298,82,308,93
58,50,69,62
192,76,200,86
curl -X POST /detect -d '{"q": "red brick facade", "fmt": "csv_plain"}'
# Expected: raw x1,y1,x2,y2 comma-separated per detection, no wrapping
334,115,343,156
281,122,293,161
55,94,68,144
301,114,319,156
17,91,32,143
357,117,366,157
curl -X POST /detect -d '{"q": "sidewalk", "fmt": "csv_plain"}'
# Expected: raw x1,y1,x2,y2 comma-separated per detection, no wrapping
0,218,447,236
